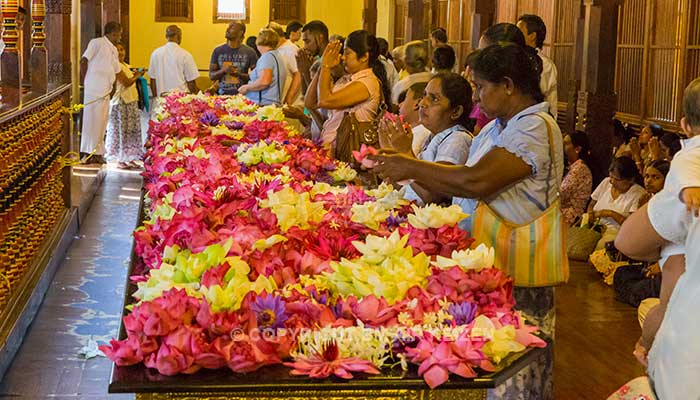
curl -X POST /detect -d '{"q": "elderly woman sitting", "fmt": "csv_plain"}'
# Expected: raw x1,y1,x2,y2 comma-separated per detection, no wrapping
238,29,287,106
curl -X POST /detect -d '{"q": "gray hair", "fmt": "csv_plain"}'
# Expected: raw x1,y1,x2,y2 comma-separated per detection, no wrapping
404,41,428,70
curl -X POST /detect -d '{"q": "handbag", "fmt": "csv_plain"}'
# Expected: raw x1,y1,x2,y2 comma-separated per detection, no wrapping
470,113,569,287
566,218,603,261
334,91,386,163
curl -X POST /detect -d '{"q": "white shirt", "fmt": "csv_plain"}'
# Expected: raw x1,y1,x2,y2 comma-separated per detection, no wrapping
453,102,564,227
380,55,399,91
411,124,431,156
148,42,199,96
664,135,700,197
82,37,121,99
276,40,302,105
391,71,432,105
646,156,700,398
539,50,558,120
591,177,646,231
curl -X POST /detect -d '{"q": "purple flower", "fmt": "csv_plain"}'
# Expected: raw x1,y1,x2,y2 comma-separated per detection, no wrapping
448,301,477,326
199,111,220,126
251,294,288,329
225,121,245,130
386,212,407,229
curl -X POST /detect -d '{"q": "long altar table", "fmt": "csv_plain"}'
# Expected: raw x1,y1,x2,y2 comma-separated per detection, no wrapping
108,187,552,400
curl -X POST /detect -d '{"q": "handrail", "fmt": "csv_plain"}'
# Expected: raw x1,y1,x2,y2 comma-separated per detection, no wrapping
0,84,71,125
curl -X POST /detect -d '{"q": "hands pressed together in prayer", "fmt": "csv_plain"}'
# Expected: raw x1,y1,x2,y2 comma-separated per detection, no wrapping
321,41,342,69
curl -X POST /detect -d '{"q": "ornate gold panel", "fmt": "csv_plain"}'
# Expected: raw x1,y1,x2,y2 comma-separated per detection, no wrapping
135,388,488,400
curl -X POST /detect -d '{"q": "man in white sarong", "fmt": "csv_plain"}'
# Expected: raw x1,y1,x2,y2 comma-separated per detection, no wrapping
80,22,124,163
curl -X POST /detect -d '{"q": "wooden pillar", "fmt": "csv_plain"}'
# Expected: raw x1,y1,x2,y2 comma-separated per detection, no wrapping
45,0,72,85
1,0,22,110
30,0,48,94
406,0,426,41
572,0,620,184
363,0,377,35
470,0,495,50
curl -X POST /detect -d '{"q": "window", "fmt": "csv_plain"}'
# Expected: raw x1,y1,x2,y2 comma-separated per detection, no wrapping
155,0,193,23
269,0,305,24
213,0,250,23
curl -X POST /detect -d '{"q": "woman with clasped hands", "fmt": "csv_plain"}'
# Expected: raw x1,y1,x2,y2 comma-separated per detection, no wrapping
369,43,565,338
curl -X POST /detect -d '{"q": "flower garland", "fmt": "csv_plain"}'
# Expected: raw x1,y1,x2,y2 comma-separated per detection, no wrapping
101,92,546,389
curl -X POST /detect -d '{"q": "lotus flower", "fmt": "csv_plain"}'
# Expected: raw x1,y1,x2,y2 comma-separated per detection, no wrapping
250,294,288,329
284,340,380,379
352,144,379,168
434,244,495,271
407,204,468,229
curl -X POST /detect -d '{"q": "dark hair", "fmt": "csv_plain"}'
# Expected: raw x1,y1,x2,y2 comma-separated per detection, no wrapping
377,37,391,59
464,49,480,69
18,6,26,14
104,22,122,35
432,72,474,129
432,45,456,71
517,14,547,49
481,23,526,47
609,156,639,181
647,159,670,178
431,28,448,44
302,20,329,41
245,36,260,57
613,118,635,143
644,123,665,139
228,21,246,35
286,21,303,38
346,30,391,107
684,77,700,127
470,43,544,103
398,81,428,104
569,131,593,167
660,132,682,158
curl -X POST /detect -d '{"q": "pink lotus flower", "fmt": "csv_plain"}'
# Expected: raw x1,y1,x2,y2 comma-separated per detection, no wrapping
352,144,379,169
144,342,198,376
284,340,380,379
99,336,144,366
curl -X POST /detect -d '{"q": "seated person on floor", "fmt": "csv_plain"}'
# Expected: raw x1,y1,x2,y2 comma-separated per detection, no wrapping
560,131,593,226
587,156,646,250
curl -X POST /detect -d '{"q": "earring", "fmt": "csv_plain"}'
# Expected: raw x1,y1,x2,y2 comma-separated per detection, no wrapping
507,91,512,96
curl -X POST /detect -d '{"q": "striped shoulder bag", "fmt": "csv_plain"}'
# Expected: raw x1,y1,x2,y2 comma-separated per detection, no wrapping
470,113,569,287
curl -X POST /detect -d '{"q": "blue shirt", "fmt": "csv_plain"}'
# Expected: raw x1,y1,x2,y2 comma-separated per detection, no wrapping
245,50,287,106
404,125,472,203
453,102,564,227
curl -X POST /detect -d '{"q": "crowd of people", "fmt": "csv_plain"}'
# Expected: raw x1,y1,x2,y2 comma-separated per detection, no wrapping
75,13,700,398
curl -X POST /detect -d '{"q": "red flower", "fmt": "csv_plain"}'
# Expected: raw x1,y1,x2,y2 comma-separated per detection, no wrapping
284,340,380,379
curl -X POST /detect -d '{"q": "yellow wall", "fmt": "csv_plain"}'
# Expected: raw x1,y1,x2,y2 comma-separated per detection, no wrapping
129,0,365,71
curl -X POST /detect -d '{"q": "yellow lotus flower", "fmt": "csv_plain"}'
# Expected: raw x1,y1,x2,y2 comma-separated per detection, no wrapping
223,95,258,113
210,124,244,140
258,187,327,232
471,315,525,364
434,244,495,271
329,163,358,182
310,182,347,198
252,234,288,251
133,263,201,302
326,232,431,304
236,142,290,166
350,202,391,230
407,204,468,229
200,273,278,313
255,105,285,121
366,182,396,199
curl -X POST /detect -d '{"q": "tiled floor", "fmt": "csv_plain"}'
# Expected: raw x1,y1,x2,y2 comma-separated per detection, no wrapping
0,166,646,399
0,168,141,399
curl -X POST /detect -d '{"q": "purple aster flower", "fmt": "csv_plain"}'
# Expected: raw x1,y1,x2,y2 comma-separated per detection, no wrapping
386,212,407,229
448,301,477,326
224,121,245,130
199,110,220,126
251,294,288,329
